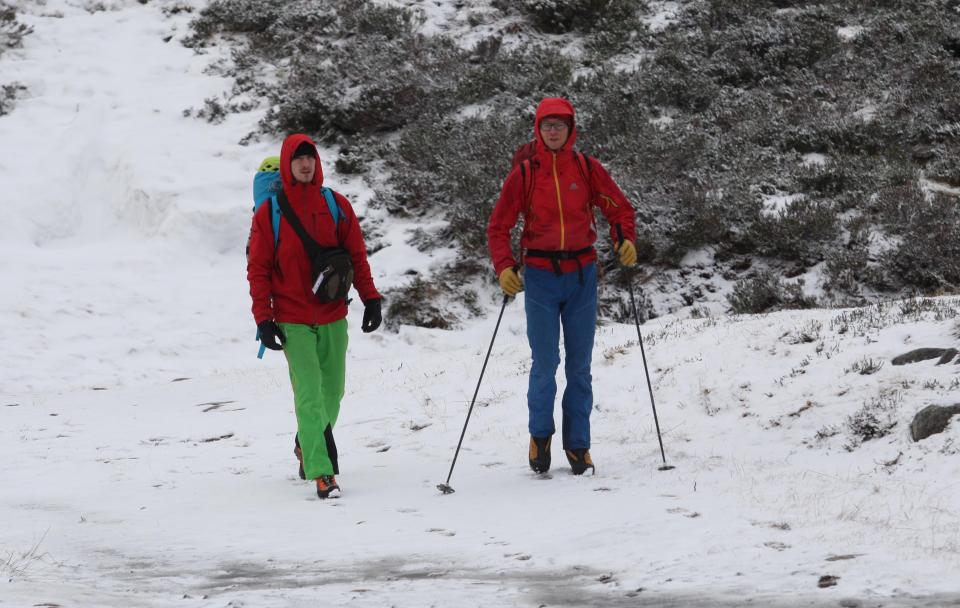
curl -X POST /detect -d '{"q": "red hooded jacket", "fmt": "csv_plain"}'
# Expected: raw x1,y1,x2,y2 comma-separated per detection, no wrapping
487,97,637,275
247,133,380,326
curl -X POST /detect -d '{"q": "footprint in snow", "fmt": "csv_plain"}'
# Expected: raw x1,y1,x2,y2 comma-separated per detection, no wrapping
826,554,862,562
427,528,455,536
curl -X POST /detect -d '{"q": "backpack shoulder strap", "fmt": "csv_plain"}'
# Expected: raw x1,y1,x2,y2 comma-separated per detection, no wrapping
320,186,344,244
320,187,340,224
519,158,536,214
573,151,595,204
269,195,282,250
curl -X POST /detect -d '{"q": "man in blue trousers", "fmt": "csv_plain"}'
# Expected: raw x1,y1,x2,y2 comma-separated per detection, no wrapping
487,97,637,475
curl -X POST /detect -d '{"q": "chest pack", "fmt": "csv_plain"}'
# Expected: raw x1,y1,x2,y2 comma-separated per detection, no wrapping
274,189,354,304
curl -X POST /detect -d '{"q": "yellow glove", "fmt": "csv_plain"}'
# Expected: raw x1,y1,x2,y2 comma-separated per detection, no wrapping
615,240,637,267
498,267,524,296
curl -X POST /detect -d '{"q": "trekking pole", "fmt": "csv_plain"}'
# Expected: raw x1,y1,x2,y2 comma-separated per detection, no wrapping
437,293,511,494
616,225,674,472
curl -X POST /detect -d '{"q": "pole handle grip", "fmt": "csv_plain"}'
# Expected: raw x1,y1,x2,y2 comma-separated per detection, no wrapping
502,263,520,304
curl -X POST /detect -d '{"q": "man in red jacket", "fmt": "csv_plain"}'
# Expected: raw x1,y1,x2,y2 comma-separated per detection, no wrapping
487,97,637,476
247,133,382,499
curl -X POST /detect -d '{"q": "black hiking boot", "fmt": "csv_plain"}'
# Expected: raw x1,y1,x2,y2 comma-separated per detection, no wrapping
565,448,595,476
529,435,552,474
315,475,340,499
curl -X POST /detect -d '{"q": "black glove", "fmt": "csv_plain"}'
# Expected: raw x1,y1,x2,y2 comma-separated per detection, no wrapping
361,298,382,333
257,320,285,351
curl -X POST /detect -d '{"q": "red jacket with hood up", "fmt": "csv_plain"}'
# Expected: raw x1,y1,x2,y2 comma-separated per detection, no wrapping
487,97,637,276
247,133,380,326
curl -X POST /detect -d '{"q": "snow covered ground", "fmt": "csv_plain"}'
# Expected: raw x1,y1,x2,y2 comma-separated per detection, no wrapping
2,2,960,607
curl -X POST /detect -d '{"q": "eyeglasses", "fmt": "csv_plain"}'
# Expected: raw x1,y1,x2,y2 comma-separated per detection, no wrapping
540,121,569,132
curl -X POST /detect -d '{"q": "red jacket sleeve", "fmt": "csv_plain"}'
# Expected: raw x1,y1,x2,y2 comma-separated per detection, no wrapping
589,160,636,245
335,192,381,303
487,167,524,276
246,203,275,325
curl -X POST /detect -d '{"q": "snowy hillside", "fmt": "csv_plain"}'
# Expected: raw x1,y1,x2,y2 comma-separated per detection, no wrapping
2,2,960,607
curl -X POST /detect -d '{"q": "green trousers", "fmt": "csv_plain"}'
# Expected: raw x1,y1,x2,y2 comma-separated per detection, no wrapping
280,320,348,479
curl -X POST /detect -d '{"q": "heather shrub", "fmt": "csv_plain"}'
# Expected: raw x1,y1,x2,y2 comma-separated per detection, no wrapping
660,186,733,263
0,82,25,116
881,193,960,290
520,0,645,34
0,2,32,56
0,4,31,117
264,35,464,139
387,109,530,257
701,11,841,88
844,390,900,450
187,0,410,52
728,270,817,314
749,197,838,263
383,260,487,330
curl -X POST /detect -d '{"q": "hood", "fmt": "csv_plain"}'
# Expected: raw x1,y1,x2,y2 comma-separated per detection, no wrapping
280,133,324,189
534,97,577,154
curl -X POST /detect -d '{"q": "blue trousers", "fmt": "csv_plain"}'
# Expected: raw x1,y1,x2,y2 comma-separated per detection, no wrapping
524,263,597,450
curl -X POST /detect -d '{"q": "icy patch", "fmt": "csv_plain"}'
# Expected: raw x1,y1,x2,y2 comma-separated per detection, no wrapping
454,103,494,121
802,153,829,167
920,178,960,197
853,103,878,122
838,25,865,41
679,247,714,268
869,230,901,257
650,107,679,129
644,1,681,32
650,115,675,128
610,50,654,74
761,193,805,217
800,262,827,300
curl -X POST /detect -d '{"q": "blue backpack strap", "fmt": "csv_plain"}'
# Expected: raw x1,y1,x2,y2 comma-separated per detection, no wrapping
270,194,282,249
321,187,340,223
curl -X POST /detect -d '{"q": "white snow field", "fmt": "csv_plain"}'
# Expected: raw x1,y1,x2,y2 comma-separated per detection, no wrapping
2,2,959,607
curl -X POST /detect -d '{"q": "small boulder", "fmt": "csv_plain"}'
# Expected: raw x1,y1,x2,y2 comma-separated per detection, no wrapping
910,404,960,441
891,348,955,366
937,348,959,365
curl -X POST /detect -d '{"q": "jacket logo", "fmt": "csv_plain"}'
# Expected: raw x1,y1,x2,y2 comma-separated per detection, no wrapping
569,182,579,191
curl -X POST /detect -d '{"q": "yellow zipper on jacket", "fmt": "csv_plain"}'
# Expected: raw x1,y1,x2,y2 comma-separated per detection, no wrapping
552,152,565,250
